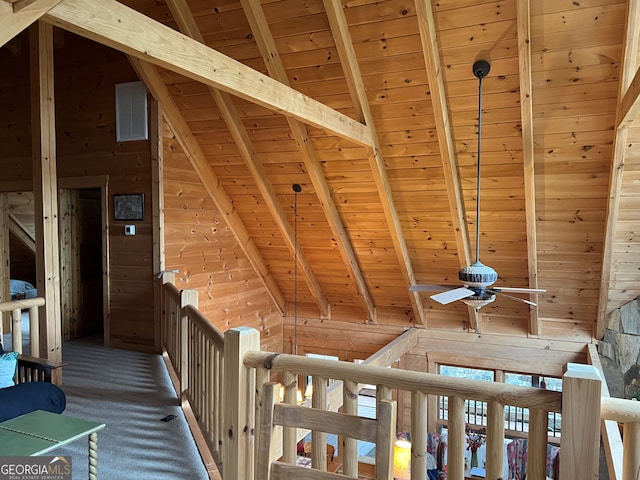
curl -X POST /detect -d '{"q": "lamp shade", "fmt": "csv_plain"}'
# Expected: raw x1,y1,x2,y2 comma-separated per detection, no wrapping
393,439,411,479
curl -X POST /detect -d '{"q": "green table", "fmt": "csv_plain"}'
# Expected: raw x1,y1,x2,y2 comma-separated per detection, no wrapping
0,410,105,479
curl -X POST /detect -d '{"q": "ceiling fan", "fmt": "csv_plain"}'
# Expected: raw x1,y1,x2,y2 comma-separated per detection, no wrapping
409,59,545,310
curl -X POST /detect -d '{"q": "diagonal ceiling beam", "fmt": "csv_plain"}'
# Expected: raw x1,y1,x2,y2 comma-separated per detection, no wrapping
240,0,377,322
414,0,478,329
618,66,640,130
516,0,540,336
0,0,61,48
129,57,286,315
42,0,374,147
165,0,329,318
8,212,36,253
597,0,640,338
322,0,426,326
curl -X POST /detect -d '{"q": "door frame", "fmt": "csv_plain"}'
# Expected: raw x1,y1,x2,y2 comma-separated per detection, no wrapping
0,176,110,348
58,175,110,347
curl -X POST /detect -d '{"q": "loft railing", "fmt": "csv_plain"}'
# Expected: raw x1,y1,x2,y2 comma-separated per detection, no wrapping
0,297,44,355
159,276,640,480
159,273,225,478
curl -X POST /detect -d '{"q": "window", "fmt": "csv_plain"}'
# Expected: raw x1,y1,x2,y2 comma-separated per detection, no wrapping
438,366,562,438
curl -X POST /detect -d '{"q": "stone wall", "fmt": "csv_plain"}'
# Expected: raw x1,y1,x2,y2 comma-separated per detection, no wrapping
598,297,640,399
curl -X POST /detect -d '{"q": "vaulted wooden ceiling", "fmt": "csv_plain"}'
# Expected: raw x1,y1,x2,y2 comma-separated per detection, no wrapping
3,0,639,340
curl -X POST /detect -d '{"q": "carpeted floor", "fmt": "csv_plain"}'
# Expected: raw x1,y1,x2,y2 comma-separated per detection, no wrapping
57,338,209,479
4,327,209,479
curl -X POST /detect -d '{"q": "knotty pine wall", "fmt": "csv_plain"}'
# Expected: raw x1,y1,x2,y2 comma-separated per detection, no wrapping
0,30,156,351
162,124,284,351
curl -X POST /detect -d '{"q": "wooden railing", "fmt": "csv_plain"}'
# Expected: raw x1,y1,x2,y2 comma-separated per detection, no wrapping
159,274,224,478
158,276,640,480
0,297,44,355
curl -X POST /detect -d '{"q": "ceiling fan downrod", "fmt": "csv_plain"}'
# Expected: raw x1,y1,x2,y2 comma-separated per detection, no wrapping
457,60,497,293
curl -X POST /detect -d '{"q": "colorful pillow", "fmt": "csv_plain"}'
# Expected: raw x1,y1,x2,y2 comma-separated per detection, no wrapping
0,352,19,388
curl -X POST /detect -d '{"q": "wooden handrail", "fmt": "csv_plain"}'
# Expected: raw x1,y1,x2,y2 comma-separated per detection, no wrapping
244,351,562,411
0,297,44,356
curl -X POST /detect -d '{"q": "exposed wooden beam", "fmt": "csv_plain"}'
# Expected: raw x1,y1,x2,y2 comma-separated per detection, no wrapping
165,0,330,319
597,0,640,338
150,98,164,352
618,66,640,130
240,0,377,322
8,212,36,252
322,0,426,326
130,57,287,315
516,0,540,336
43,0,374,147
0,0,61,48
414,0,476,328
30,21,62,362
0,194,10,332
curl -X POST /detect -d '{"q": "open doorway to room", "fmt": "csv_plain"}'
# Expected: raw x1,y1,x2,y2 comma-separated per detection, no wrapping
59,185,108,344
2,180,110,352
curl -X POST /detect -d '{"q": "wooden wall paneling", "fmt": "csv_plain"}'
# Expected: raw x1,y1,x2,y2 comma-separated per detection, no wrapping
30,21,62,361
162,121,284,352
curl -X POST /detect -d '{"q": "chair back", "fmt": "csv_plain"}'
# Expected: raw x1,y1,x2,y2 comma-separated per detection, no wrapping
256,382,397,480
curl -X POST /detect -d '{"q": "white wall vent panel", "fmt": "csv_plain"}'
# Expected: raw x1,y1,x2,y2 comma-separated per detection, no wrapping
115,81,148,142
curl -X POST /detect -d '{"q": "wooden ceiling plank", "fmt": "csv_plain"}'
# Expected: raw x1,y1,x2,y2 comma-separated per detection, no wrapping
129,57,286,315
597,0,640,339
42,0,374,147
517,0,540,336
165,0,330,318
240,0,378,322
0,0,60,48
323,0,426,326
414,0,476,329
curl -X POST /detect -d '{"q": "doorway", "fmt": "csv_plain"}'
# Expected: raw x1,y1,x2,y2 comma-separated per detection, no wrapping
59,187,105,342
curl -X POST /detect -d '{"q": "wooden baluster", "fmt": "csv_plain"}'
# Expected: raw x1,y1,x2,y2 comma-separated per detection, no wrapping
528,408,548,480
11,308,22,354
486,400,505,480
343,379,358,477
448,396,466,480
412,391,427,480
312,375,328,471
282,370,297,464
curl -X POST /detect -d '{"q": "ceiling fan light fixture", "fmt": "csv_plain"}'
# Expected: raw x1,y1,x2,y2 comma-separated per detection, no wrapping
458,261,498,288
462,293,496,309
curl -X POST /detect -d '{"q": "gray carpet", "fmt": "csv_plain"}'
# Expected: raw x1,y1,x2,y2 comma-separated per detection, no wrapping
4,326,209,479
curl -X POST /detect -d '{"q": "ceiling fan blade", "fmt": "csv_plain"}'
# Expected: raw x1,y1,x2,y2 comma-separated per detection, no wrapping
491,286,546,294
431,287,475,305
409,284,452,292
494,291,537,307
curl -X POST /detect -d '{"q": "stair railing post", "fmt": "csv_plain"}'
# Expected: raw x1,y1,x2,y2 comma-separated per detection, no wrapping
560,363,602,480
179,289,198,398
223,327,260,480
159,271,175,352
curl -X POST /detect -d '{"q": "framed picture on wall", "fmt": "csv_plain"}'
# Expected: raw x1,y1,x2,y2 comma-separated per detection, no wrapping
113,193,144,221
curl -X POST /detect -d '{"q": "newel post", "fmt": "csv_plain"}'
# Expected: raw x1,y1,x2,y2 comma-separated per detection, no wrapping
223,327,260,480
179,289,198,396
560,363,602,480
